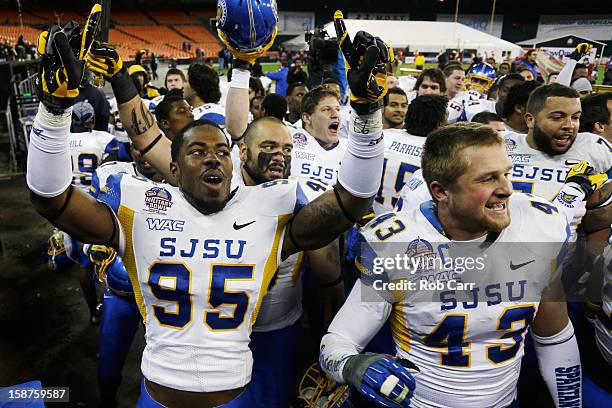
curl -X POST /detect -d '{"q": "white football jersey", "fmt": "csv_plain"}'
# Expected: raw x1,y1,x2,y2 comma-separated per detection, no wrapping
97,174,307,392
464,98,497,122
193,102,226,126
504,132,612,230
594,230,612,365
230,170,321,333
68,130,117,191
353,194,569,407
91,161,142,198
289,127,347,185
396,168,431,212
374,129,425,213
107,97,128,142
447,90,483,123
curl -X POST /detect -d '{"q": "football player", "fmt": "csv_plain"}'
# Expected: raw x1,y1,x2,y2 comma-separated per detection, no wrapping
505,83,612,233
184,62,226,126
500,80,541,134
442,63,465,100
154,95,194,142
28,6,390,407
230,116,344,407
375,95,447,213
287,86,347,186
446,62,497,123
321,123,585,408
382,88,409,130
284,82,308,125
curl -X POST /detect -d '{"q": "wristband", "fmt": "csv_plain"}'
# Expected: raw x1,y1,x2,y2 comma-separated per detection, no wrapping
111,69,139,105
230,68,251,90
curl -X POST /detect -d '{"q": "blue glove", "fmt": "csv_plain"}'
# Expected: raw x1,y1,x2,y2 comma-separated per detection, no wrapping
344,353,417,407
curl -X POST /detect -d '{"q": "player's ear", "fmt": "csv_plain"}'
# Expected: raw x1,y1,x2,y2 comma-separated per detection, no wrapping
170,161,180,183
239,141,248,162
160,119,170,131
524,111,535,130
429,181,448,203
593,122,605,134
302,112,311,127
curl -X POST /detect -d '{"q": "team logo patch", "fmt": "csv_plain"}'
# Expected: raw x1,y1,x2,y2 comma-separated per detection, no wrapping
405,238,436,273
556,192,578,207
145,187,173,213
293,132,308,148
216,0,227,27
505,138,517,152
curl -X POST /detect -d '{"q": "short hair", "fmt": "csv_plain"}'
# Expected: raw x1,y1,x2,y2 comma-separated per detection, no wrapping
405,95,448,137
442,63,464,77
579,93,612,133
526,83,579,116
286,82,307,97
243,116,287,145
385,87,407,106
155,95,184,126
165,68,186,85
414,68,447,92
471,111,503,124
249,95,264,110
526,49,536,56
322,77,340,86
187,63,221,103
170,119,226,162
503,80,542,118
499,62,510,69
249,77,265,96
300,86,339,115
422,122,504,189
262,93,288,121
497,73,524,88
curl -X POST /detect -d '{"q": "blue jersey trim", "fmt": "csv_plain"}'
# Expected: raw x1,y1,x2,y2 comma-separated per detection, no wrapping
419,201,445,235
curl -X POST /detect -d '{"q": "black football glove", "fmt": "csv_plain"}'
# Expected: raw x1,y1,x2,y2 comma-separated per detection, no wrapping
86,41,125,81
565,161,608,200
568,43,592,62
334,10,394,115
35,3,101,113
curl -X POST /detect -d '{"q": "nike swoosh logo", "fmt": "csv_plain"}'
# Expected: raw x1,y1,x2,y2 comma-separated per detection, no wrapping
510,259,535,270
233,220,256,230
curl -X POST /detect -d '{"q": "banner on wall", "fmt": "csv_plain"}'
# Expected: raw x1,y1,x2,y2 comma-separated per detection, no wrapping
347,12,410,21
277,12,315,35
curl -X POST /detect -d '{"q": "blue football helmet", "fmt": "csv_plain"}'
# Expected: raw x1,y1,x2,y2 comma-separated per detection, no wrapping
216,0,278,62
465,62,497,94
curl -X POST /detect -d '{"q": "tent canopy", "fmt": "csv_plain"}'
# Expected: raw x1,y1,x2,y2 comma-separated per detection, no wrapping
299,19,524,56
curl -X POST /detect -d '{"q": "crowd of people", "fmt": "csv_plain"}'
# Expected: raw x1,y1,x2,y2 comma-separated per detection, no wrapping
17,4,612,408
0,35,37,60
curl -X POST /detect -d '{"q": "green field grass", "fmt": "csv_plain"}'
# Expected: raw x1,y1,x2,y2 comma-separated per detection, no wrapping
259,62,606,84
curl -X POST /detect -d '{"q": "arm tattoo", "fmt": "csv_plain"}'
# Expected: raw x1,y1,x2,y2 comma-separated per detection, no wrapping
130,101,155,136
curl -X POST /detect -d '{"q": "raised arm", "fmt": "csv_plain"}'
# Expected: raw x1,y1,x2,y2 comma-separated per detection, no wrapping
555,43,592,86
282,12,393,258
27,5,120,249
86,43,174,182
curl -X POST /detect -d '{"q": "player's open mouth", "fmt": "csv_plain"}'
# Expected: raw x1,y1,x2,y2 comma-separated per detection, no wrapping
201,170,224,189
329,122,339,134
485,202,506,212
267,163,285,178
552,134,572,148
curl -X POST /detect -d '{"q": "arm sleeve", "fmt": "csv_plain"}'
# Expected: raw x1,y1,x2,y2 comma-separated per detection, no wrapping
266,69,283,80
320,280,392,383
533,321,582,408
555,59,578,86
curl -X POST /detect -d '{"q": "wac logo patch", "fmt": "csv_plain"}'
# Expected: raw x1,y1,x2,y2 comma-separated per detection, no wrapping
146,218,185,232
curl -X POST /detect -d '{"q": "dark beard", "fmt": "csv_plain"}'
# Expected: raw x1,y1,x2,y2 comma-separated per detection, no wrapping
532,124,557,155
532,124,574,155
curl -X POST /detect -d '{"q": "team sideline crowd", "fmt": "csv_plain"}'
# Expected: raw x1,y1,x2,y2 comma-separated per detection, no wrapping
19,1,612,407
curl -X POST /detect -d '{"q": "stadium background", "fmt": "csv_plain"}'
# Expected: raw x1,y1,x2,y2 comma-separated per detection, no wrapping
0,0,611,406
